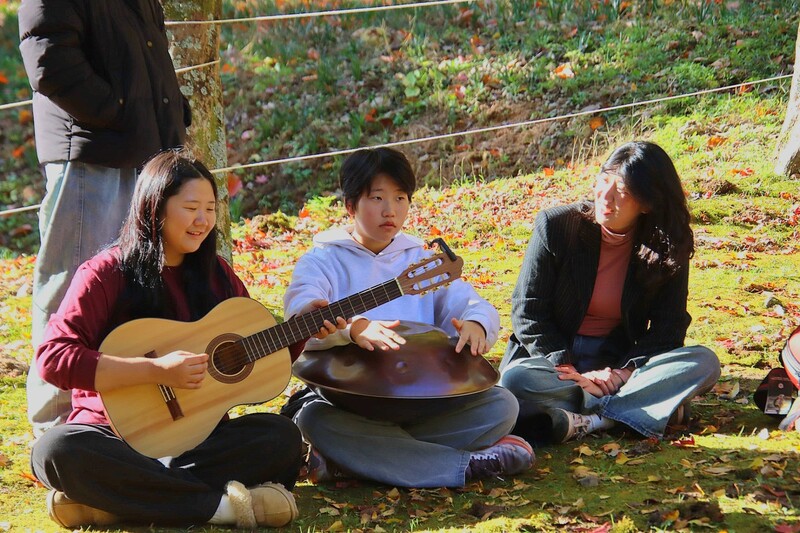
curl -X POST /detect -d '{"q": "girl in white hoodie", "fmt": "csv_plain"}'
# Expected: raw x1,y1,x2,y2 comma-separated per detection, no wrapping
283,148,533,487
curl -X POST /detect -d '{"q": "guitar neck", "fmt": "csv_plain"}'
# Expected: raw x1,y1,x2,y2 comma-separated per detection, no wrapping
241,278,403,359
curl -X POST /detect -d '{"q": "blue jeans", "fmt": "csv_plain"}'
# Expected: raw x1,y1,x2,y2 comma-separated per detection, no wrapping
294,386,518,487
27,162,136,437
499,341,720,438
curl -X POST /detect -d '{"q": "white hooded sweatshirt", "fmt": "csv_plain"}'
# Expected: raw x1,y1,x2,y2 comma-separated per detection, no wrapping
283,226,500,351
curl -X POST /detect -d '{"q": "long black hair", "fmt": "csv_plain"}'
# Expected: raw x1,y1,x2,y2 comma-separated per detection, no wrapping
587,141,694,283
116,149,231,320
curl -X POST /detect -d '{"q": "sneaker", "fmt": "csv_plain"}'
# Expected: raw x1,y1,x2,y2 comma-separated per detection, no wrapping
47,490,119,528
547,408,593,443
226,480,298,528
465,434,534,481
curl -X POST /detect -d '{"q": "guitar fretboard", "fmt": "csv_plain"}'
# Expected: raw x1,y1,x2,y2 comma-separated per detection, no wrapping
239,278,403,362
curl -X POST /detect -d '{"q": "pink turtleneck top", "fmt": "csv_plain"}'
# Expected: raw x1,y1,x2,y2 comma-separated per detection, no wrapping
577,226,634,337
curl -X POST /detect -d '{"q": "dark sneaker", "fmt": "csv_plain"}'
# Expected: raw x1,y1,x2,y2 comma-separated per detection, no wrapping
547,408,593,443
466,434,534,481
47,490,119,528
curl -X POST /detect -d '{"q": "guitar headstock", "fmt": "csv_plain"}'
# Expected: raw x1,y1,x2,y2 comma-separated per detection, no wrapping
397,250,464,296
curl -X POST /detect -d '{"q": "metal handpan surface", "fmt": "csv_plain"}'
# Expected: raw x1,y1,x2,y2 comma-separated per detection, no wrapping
292,321,499,421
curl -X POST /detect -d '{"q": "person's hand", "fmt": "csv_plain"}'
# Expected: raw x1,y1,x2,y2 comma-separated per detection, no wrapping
581,367,623,396
303,299,347,340
556,366,605,397
153,351,208,389
350,319,406,351
451,318,489,356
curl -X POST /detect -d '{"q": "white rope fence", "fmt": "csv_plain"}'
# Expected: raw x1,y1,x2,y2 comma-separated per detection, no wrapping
2,73,791,218
165,0,476,26
0,99,33,111
209,74,792,175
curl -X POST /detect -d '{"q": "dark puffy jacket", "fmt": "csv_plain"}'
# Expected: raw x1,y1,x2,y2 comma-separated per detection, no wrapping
18,0,191,168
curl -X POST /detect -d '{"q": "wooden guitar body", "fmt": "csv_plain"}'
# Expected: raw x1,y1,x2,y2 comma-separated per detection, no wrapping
99,244,463,458
100,298,290,459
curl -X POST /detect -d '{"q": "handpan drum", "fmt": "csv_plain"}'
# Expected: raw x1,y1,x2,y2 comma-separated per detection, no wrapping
291,321,499,423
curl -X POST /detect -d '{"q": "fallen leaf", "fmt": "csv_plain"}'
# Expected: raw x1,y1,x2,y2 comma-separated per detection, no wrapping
553,63,575,79
589,116,605,131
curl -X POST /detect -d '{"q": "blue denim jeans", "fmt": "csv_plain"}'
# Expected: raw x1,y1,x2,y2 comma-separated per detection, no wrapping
499,340,720,438
294,386,519,487
27,162,136,436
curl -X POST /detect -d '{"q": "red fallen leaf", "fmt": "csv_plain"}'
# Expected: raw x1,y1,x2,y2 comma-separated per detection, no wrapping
775,524,800,533
429,226,442,236
20,471,44,487
456,7,473,25
221,63,236,74
589,116,605,131
736,83,753,94
588,523,612,533
543,167,555,176
453,85,466,100
0,72,8,84
364,108,377,123
707,136,726,148
18,109,33,125
672,436,696,448
553,63,575,79
730,167,754,176
454,143,470,152
227,174,243,198
12,145,26,159
299,207,310,218
10,224,33,237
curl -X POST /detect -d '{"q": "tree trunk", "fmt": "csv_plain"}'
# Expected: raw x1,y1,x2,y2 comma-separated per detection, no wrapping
162,0,232,259
775,22,800,177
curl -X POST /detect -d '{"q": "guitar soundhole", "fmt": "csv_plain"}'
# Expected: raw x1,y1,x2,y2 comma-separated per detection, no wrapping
207,334,253,384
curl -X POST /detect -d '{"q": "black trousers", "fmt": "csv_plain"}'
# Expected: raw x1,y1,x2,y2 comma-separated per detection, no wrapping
31,413,303,526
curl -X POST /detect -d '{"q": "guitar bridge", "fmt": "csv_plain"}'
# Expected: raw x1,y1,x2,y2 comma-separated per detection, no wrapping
145,350,185,421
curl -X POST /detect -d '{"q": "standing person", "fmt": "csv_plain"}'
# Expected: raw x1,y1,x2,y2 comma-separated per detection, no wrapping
18,0,192,436
500,141,720,443
31,151,343,528
282,147,533,488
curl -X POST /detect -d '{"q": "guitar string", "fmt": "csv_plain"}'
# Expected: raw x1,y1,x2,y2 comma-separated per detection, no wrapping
209,279,405,372
207,256,452,372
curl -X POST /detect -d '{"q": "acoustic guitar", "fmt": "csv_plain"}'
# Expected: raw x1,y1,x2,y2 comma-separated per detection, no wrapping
100,248,463,458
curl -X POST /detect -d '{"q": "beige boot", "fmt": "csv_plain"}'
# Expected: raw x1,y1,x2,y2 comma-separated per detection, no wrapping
47,490,119,528
225,480,299,528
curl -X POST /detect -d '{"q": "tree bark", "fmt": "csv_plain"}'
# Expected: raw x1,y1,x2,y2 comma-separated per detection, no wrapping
162,0,232,259
775,22,800,177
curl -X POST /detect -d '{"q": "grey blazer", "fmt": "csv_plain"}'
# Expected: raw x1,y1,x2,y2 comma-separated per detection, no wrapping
501,202,691,371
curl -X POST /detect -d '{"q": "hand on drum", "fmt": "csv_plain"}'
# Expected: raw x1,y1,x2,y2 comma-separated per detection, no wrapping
451,318,489,356
350,318,407,351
